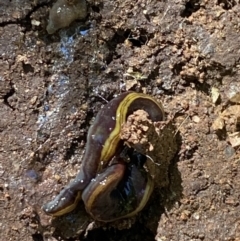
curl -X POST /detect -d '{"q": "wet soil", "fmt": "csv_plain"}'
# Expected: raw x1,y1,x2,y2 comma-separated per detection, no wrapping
1,0,240,240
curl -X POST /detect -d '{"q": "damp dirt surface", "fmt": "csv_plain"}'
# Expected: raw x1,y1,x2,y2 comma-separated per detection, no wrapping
1,0,240,240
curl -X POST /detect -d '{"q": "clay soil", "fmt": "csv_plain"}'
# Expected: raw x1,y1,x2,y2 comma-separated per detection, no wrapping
1,0,240,240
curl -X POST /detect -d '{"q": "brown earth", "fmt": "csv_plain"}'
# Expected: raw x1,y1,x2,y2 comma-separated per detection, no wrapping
1,0,240,240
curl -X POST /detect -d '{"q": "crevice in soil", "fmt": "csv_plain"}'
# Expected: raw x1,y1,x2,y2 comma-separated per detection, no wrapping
32,233,44,241
148,66,161,82
3,82,15,110
172,62,185,76
83,223,155,241
0,1,51,32
180,0,201,18
105,29,155,65
91,1,104,13
22,62,35,74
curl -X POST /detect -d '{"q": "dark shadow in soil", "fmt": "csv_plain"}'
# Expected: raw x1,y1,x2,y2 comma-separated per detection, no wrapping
160,126,184,210
180,0,201,18
32,233,44,241
84,224,155,241
91,1,104,13
105,28,154,65
161,154,184,211
214,126,228,141
3,82,15,110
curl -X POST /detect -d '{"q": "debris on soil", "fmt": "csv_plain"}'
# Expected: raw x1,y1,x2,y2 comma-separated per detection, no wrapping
212,105,240,146
212,101,240,147
123,68,148,90
120,109,178,188
225,82,240,104
228,132,240,148
211,87,220,104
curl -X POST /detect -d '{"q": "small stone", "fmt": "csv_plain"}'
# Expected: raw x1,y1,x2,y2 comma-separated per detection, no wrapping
212,117,224,130
180,210,190,221
192,115,200,123
31,19,41,26
211,87,220,104
228,132,240,147
54,174,61,181
29,96,38,105
226,83,240,103
224,145,235,158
